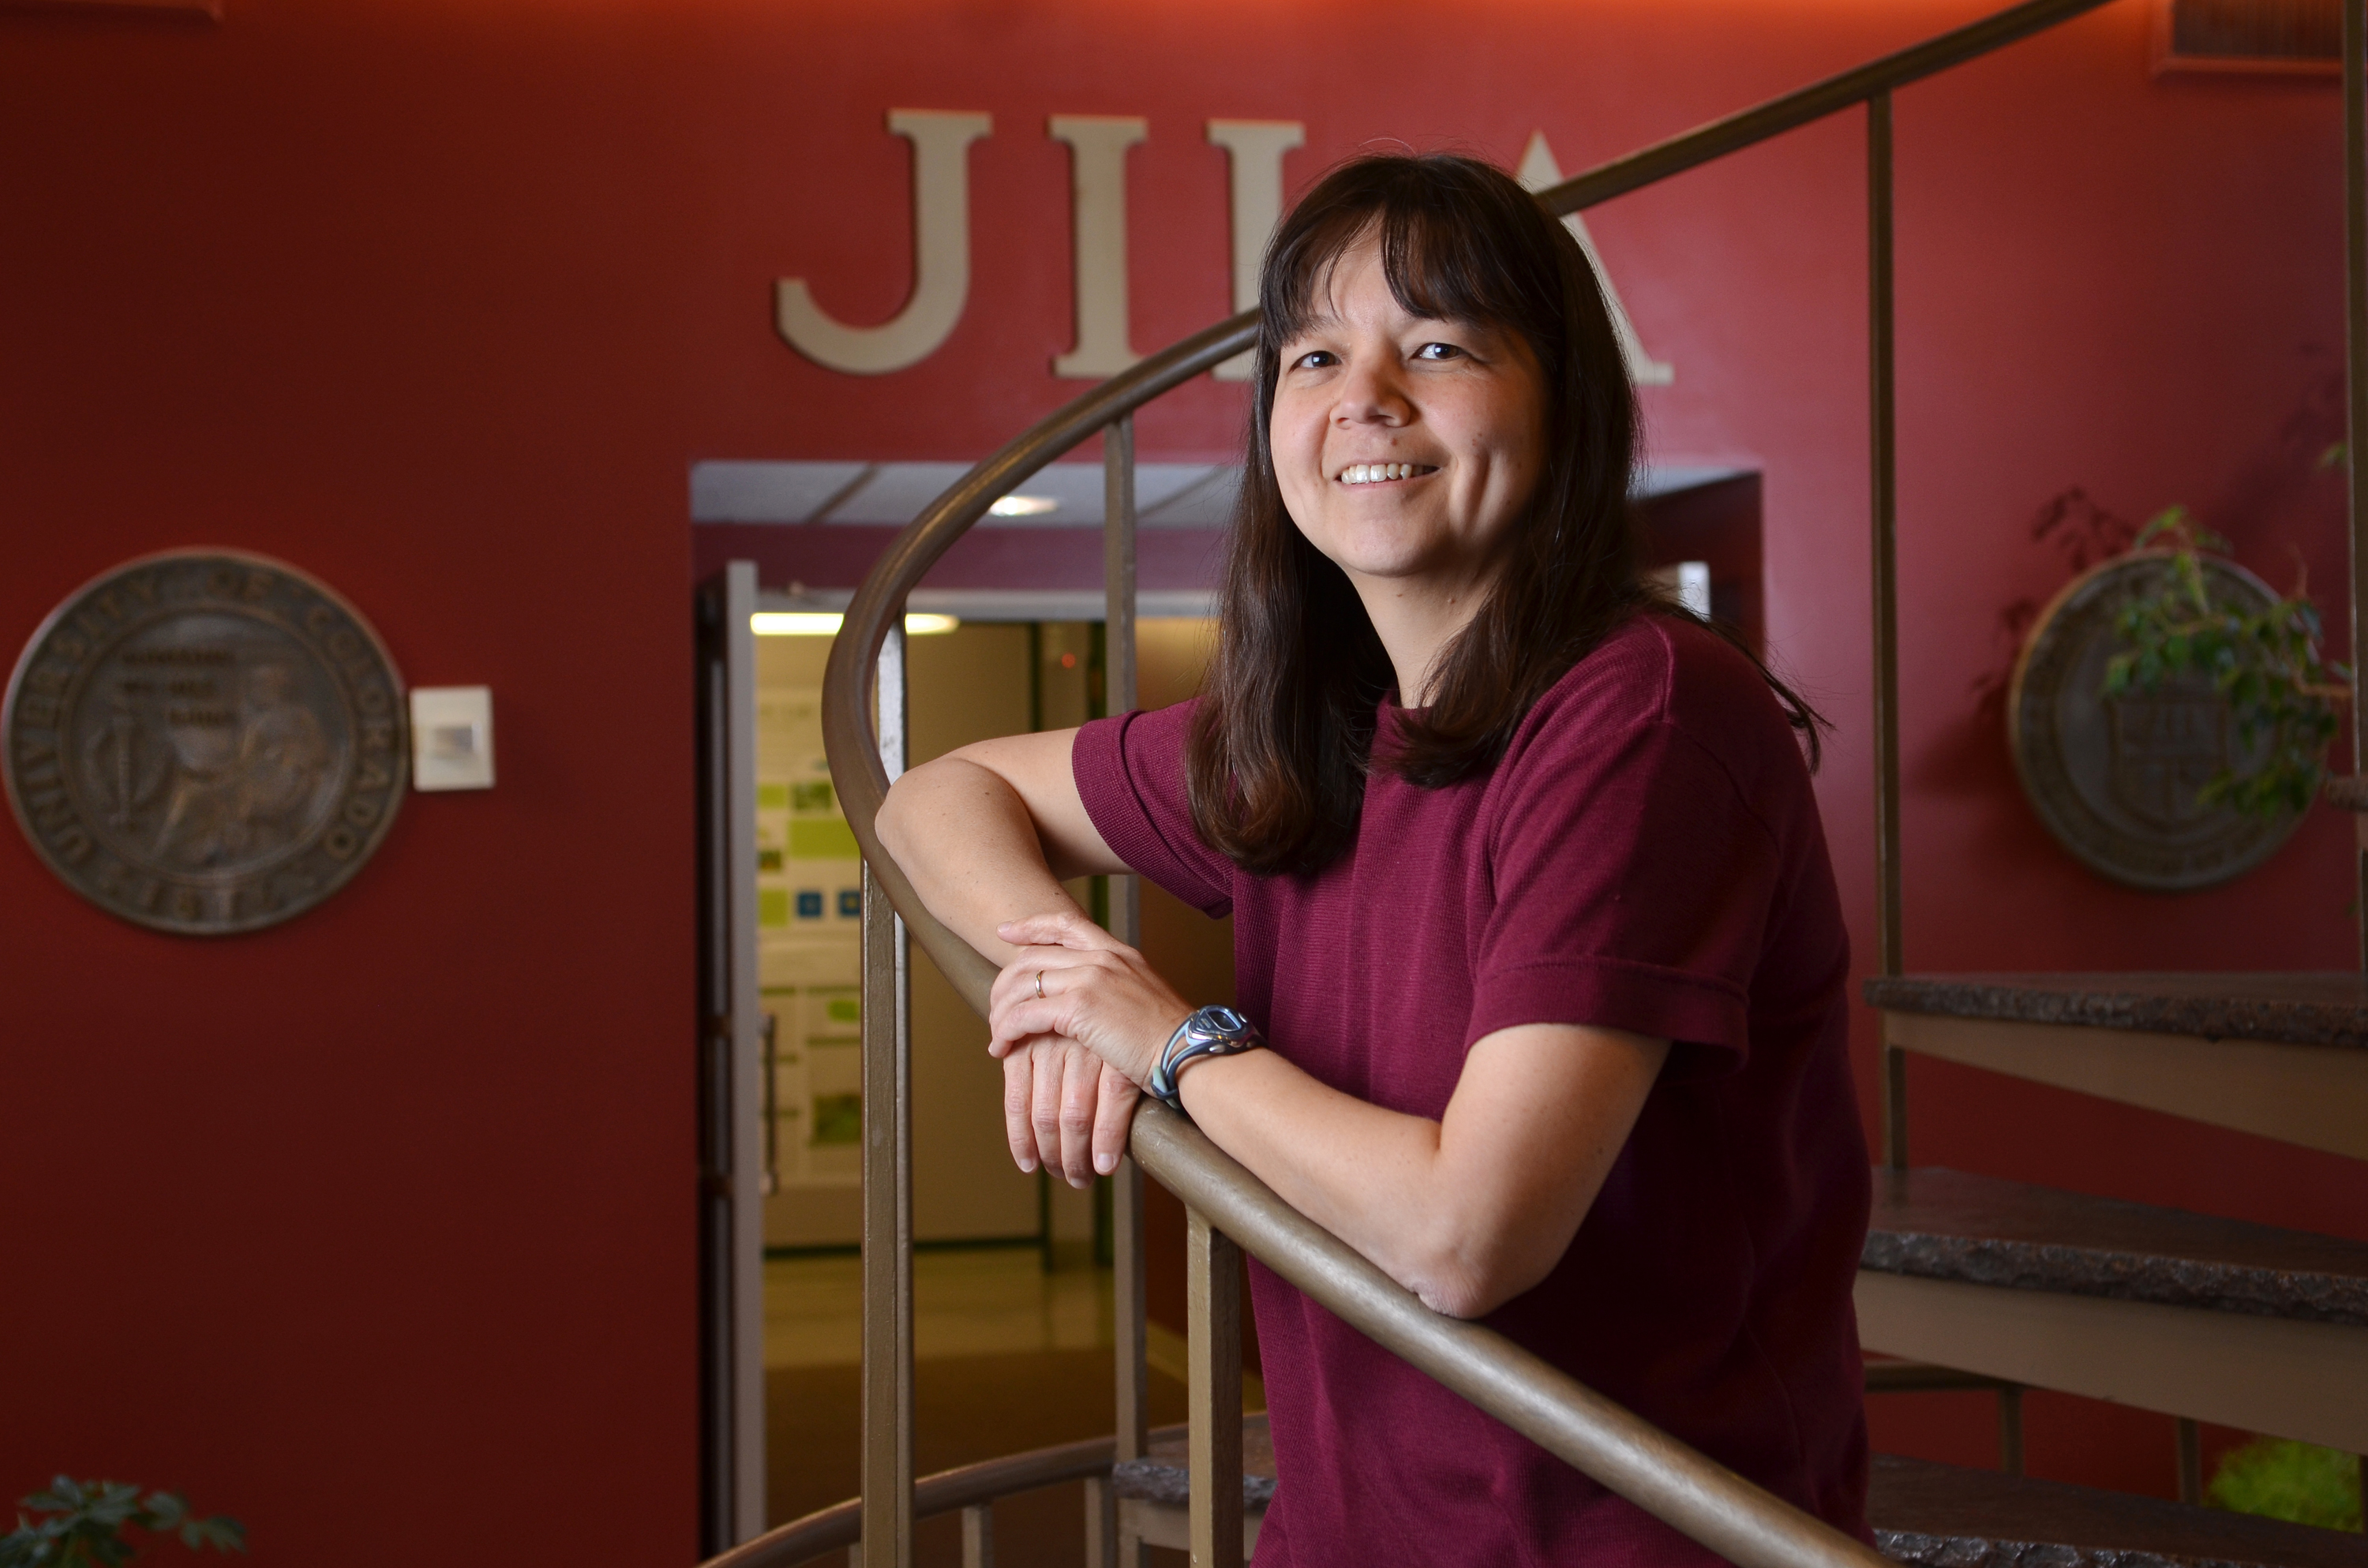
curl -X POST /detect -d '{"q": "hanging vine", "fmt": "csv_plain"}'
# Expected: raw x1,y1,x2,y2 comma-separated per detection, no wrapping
2103,506,2351,820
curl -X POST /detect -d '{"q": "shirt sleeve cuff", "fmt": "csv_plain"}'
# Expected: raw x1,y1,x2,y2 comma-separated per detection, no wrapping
1467,956,1749,1080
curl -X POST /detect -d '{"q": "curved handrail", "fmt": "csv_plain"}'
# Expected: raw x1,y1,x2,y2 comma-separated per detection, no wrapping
820,309,1256,1005
1533,0,2113,216
1130,1108,1889,1568
817,0,2116,997
817,3,2113,1565
703,1433,1123,1568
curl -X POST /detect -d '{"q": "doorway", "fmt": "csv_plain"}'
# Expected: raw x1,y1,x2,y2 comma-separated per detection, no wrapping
733,594,1229,1562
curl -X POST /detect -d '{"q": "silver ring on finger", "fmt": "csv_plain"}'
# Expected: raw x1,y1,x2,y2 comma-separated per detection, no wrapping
1034,969,1045,1001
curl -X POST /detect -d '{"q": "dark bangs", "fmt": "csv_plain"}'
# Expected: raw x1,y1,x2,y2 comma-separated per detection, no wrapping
1259,167,1572,389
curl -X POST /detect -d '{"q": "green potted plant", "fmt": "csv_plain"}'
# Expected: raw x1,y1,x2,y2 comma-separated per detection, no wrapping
2103,505,2352,820
0,1479,245,1566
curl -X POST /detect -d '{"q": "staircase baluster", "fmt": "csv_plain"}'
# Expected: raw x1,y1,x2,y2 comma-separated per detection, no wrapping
1187,1207,1246,1568
961,1503,995,1568
1868,88,1908,1171
862,619,916,1568
1103,411,1142,951
1105,413,1155,1568
2345,0,2367,974
1083,1475,1121,1568
1995,1387,2023,1477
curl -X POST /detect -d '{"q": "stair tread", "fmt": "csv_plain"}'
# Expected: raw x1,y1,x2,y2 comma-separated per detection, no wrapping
1863,972,2368,1050
1110,1413,1278,1506
1871,1454,2361,1568
1864,1168,2368,1326
1115,1424,2361,1567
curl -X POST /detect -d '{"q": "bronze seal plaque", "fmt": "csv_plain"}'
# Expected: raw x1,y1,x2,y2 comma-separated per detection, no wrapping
2009,553,2301,892
3,550,407,934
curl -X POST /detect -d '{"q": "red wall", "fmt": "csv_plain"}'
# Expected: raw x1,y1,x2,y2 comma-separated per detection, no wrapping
0,6,706,1563
0,0,2357,1557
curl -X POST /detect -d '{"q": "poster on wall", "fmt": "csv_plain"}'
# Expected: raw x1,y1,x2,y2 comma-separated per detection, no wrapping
755,684,865,1188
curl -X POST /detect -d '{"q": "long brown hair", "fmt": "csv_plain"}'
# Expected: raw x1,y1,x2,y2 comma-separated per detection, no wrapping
1185,152,1820,877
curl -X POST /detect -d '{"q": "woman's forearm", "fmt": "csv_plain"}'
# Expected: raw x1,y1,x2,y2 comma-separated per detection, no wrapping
1179,1050,1471,1305
877,755,1085,961
1173,1023,1667,1319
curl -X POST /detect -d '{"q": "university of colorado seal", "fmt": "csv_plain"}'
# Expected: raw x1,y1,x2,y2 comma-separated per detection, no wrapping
2008,552,2301,893
3,550,407,934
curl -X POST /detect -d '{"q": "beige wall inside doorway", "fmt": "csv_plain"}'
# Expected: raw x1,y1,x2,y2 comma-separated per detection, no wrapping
758,618,1232,1250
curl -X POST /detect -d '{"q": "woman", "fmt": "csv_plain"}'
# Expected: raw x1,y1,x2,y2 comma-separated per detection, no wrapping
877,152,1872,1566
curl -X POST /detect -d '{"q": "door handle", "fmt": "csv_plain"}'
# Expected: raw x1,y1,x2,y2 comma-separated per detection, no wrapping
760,1011,781,1196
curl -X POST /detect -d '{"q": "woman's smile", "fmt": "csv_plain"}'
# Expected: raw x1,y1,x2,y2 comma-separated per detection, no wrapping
1336,462,1439,486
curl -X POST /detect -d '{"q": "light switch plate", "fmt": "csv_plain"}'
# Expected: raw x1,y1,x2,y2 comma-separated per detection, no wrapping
410,686,495,791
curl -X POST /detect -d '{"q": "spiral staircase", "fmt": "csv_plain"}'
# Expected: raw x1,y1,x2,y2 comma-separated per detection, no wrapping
698,1,2368,1562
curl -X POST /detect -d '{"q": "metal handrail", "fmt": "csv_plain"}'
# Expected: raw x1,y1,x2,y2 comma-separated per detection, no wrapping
813,2,2118,1564
819,0,2110,911
1133,1111,1889,1568
710,1357,2018,1568
1532,0,2114,216
816,0,2117,1002
703,1433,1125,1568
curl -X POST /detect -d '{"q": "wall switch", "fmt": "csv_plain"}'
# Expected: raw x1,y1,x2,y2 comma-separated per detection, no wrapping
410,687,496,791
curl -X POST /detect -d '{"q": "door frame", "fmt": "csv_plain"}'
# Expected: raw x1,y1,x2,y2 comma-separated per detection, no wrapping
695,561,766,1552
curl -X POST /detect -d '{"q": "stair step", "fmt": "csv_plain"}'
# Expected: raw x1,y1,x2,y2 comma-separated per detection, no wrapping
1871,1454,2361,1568
1864,972,2368,1162
1108,1413,1277,1509
1865,972,2368,1050
1858,1169,2368,1452
1115,1420,2362,1568
1865,1167,2368,1326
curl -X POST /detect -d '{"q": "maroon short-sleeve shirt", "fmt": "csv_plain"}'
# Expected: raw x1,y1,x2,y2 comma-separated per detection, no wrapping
1073,613,1872,1568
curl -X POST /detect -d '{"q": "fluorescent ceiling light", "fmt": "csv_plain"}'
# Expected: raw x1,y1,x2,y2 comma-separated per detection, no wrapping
987,494,1059,518
751,612,959,637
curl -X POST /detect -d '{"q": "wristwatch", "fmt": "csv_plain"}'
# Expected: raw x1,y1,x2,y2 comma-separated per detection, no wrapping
1146,1005,1265,1117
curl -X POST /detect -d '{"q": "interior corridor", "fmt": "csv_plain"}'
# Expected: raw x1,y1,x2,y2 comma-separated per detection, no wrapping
764,1247,1193,1565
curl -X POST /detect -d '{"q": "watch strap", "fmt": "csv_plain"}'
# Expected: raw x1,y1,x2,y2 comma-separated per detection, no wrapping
1146,1005,1264,1116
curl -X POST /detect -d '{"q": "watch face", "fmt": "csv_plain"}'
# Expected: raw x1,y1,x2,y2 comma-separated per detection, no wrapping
1198,1005,1252,1042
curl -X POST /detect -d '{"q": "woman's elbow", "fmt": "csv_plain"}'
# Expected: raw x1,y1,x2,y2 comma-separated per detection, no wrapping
875,765,930,863
1401,1244,1553,1321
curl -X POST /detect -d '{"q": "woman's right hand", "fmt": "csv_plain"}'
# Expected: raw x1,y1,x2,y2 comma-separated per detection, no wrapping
1001,1033,1142,1187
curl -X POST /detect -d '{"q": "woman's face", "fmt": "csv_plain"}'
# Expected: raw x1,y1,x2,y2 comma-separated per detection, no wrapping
1268,236,1549,601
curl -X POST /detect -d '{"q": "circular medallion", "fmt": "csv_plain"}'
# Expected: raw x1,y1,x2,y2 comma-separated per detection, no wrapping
2008,552,2302,892
3,549,407,934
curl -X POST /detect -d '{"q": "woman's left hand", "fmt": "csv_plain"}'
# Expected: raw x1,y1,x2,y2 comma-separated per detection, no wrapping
989,911,1193,1091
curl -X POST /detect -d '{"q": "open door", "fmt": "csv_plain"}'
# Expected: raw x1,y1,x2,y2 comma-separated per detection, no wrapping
695,560,765,1551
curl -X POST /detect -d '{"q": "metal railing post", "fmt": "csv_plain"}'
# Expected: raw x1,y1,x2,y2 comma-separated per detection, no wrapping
1103,413,1153,1568
1186,1207,1245,1568
961,1503,995,1568
1868,88,1908,1172
2346,0,2367,975
862,619,915,1568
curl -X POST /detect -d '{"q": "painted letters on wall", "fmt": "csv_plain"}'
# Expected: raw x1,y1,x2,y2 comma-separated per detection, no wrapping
774,114,1670,386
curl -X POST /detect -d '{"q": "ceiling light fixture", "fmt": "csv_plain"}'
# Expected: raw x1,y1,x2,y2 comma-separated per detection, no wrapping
751,612,960,637
987,495,1059,518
